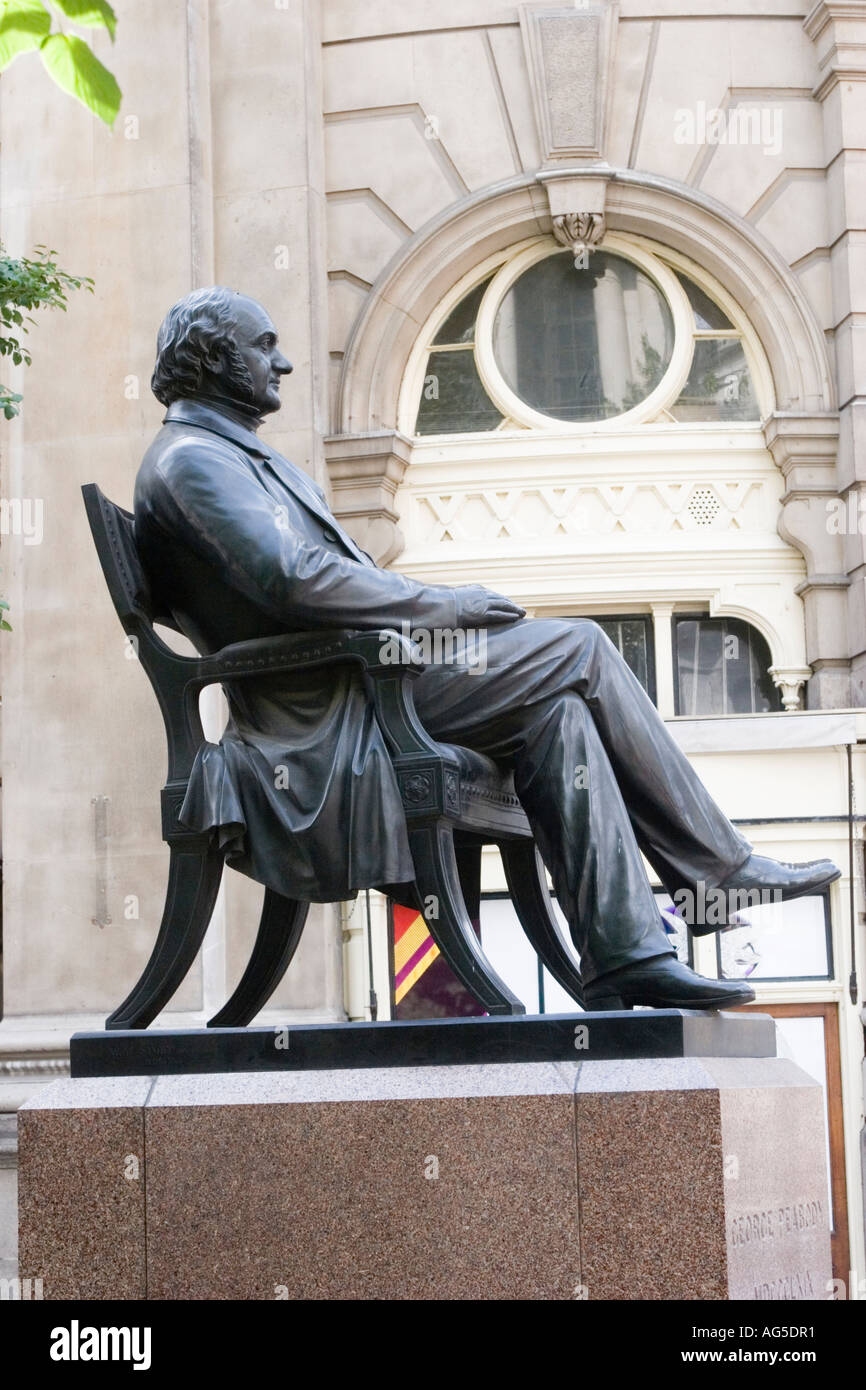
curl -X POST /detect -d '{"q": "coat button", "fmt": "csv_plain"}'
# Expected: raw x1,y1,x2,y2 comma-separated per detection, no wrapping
322,528,338,543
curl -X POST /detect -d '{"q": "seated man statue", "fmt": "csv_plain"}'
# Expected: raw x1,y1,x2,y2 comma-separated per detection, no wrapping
133,286,840,1012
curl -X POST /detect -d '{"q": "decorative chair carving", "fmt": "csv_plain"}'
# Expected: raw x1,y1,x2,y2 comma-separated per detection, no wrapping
82,483,584,1029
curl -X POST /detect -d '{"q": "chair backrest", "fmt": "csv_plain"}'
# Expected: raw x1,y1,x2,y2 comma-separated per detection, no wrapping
81,483,178,634
82,482,209,788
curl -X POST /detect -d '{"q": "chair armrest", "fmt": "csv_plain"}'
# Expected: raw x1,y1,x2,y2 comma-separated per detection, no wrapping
194,628,425,686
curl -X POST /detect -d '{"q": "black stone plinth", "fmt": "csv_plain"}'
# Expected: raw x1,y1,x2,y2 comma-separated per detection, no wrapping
69,1010,776,1078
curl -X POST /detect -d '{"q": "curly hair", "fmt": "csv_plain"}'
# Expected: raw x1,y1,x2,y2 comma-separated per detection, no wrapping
151,286,255,407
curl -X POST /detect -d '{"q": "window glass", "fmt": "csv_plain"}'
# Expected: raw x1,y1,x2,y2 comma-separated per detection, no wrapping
655,891,692,965
415,349,503,435
432,276,493,345
670,337,758,421
595,616,655,701
492,251,674,422
674,616,781,715
674,270,734,330
717,895,831,981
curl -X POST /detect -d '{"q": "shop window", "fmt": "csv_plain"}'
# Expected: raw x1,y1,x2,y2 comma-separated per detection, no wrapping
717,893,831,983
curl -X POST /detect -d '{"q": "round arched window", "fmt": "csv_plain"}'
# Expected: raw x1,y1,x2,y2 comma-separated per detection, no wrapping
409,235,765,436
491,251,674,422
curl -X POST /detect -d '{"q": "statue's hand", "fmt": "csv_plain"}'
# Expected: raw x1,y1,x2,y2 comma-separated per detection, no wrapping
455,584,526,627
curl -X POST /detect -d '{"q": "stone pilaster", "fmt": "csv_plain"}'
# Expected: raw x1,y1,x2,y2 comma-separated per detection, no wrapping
804,2,866,701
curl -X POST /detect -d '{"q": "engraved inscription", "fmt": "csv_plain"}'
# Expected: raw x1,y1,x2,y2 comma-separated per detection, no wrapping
754,1271,816,1300
730,1199,824,1247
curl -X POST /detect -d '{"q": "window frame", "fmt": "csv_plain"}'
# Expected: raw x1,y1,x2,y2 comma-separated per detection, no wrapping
473,235,693,430
714,890,834,986
672,611,783,717
399,232,774,440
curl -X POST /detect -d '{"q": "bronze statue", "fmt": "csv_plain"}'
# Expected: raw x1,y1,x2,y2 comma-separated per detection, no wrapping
133,287,840,1011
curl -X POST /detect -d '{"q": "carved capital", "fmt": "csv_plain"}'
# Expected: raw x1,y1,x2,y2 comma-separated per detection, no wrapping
763,411,839,483
552,211,605,260
768,666,813,712
765,412,845,581
324,431,412,566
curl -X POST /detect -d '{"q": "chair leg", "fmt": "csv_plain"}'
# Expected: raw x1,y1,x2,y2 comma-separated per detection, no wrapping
207,888,309,1028
106,844,224,1030
409,822,525,1016
454,841,482,924
500,842,584,1007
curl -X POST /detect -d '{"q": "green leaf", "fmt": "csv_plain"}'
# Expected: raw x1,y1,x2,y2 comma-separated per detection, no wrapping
0,599,9,610
0,0,51,70
50,0,116,41
39,31,120,125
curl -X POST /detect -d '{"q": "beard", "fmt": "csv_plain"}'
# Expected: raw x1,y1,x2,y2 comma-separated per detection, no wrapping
220,341,259,407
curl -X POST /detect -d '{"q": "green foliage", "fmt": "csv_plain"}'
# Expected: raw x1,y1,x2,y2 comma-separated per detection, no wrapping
0,598,10,633
0,0,50,66
0,243,93,418
0,0,120,125
52,0,116,40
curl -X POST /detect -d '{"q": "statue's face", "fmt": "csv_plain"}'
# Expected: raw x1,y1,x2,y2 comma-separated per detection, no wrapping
223,297,293,415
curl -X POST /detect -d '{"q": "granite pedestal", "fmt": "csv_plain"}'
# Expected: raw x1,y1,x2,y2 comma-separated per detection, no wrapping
18,1015,832,1301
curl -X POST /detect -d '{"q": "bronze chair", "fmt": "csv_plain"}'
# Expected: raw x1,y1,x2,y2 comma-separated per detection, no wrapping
82,483,584,1029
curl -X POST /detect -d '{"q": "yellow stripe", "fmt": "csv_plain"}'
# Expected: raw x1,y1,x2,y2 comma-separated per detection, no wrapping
395,941,440,1004
394,913,431,974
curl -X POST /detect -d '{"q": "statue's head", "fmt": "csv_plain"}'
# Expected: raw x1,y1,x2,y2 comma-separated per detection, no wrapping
151,286,292,417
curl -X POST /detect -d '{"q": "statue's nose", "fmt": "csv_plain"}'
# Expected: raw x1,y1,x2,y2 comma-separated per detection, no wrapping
274,352,292,375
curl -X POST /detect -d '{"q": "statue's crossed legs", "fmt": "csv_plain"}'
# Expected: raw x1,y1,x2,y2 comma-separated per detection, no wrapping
413,618,838,1007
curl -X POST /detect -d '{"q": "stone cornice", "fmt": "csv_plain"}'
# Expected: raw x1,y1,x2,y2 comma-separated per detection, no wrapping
324,430,413,565
813,65,866,103
804,1,866,44
763,412,840,475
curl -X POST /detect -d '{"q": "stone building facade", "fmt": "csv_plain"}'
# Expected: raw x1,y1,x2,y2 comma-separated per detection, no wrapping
1,0,865,1289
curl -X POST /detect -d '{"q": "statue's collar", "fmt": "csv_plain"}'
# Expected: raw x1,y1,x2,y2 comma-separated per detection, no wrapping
164,398,270,458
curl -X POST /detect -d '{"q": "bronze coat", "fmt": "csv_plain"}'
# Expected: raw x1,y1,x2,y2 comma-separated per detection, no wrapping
134,398,472,900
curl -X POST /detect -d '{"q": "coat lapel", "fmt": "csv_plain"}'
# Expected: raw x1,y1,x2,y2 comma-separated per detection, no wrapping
259,453,373,567
165,398,373,566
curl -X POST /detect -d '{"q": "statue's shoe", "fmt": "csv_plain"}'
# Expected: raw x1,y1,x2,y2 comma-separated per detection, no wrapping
717,853,840,899
677,853,841,936
583,954,756,1011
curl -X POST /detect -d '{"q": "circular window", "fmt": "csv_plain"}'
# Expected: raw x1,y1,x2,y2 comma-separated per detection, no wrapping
491,251,674,423
406,234,766,436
